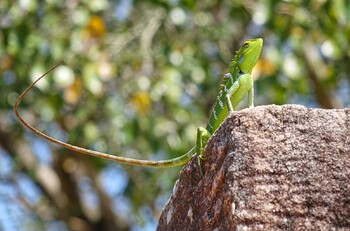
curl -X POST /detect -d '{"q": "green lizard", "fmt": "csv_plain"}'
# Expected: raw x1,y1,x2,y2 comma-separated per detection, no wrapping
14,38,263,174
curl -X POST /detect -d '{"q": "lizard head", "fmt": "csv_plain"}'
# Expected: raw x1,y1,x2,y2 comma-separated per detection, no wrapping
237,38,263,74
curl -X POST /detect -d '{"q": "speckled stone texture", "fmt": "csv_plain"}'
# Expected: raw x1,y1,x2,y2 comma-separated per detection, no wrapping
157,105,350,231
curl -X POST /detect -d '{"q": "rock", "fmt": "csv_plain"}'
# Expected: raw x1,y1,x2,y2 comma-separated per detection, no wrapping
157,105,350,231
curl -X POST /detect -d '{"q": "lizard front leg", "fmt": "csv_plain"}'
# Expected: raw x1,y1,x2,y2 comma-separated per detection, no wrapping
225,73,254,112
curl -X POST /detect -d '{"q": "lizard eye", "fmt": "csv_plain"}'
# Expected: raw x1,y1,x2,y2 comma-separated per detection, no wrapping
242,42,249,46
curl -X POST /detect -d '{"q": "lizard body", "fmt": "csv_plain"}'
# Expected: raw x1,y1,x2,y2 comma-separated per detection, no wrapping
14,38,263,172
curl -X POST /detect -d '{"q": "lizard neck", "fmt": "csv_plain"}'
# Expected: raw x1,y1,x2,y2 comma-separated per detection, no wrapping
228,49,244,81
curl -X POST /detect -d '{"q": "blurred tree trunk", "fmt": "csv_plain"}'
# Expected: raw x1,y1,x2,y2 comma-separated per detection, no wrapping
0,129,129,231
302,39,341,109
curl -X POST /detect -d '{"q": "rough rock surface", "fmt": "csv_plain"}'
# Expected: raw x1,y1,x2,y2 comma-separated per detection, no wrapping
157,105,350,231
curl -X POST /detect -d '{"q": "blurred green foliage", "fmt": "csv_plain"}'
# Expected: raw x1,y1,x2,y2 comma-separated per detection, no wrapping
0,0,349,230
